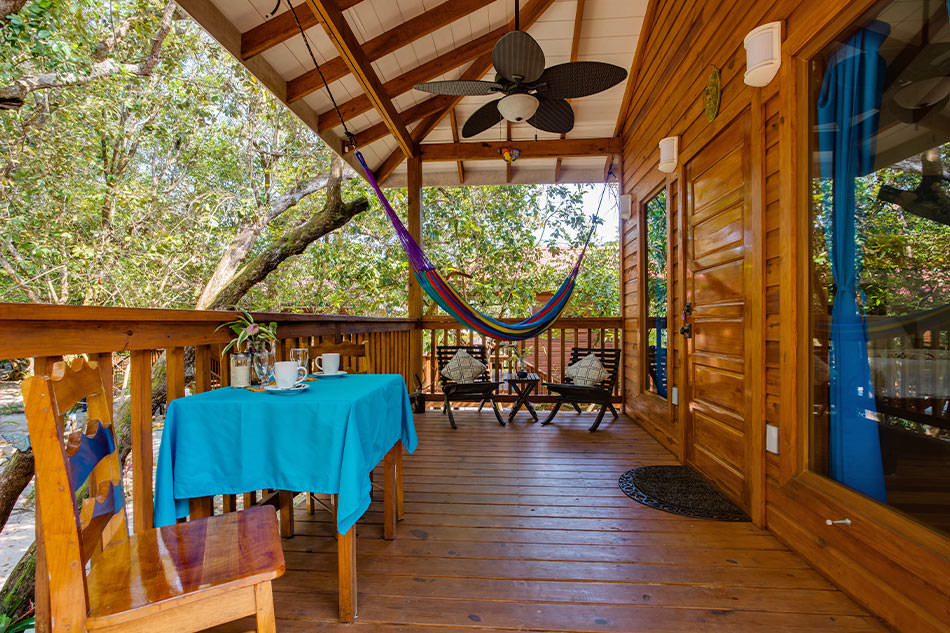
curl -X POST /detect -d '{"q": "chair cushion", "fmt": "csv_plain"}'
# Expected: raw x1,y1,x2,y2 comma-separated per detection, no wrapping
441,349,485,383
565,353,610,387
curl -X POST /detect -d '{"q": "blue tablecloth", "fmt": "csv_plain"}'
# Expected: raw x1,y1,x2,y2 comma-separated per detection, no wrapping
153,374,417,534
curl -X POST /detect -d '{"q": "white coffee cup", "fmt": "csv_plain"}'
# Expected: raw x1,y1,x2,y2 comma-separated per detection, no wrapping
316,353,341,374
273,360,306,389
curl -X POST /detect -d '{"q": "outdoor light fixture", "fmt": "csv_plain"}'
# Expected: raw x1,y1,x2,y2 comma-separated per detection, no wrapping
497,93,540,122
658,136,679,173
619,194,633,220
744,22,782,87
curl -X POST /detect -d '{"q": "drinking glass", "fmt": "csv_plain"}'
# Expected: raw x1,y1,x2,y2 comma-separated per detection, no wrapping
290,347,309,375
252,342,275,385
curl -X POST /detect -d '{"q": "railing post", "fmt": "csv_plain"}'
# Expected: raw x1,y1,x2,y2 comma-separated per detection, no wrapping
408,153,424,388
130,350,154,533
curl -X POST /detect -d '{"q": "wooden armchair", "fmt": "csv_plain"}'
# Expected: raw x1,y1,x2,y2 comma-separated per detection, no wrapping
23,358,284,633
437,345,504,428
308,339,371,373
542,347,621,432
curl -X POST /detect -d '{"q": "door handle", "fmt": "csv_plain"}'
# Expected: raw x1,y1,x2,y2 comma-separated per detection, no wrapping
679,323,692,338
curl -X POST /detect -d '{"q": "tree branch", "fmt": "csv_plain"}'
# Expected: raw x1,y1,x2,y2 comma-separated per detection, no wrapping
0,0,27,22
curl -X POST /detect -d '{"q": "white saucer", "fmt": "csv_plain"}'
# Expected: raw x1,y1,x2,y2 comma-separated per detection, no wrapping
263,384,309,395
314,371,347,378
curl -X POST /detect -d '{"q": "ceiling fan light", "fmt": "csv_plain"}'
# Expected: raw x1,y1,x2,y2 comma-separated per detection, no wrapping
497,93,539,122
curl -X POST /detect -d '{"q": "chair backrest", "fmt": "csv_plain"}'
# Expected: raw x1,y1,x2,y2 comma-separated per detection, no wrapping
22,358,129,630
567,347,621,388
647,345,668,398
436,345,491,383
308,339,371,373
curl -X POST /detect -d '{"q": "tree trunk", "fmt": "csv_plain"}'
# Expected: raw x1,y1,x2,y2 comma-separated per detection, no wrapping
0,542,34,619
0,449,33,533
0,0,28,22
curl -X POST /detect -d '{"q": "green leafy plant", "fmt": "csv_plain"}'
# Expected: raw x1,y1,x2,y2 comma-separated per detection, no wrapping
0,604,35,633
215,310,277,356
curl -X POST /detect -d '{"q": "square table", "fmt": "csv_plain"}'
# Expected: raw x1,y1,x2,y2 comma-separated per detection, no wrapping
503,372,540,422
153,373,417,622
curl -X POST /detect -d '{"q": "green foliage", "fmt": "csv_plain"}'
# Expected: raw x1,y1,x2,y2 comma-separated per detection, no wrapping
0,0,619,318
645,189,667,320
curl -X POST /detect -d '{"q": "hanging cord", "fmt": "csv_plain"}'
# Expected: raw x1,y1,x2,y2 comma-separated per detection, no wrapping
279,0,357,152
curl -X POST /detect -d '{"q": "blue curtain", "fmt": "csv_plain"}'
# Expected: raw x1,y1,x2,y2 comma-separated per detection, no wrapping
816,22,889,502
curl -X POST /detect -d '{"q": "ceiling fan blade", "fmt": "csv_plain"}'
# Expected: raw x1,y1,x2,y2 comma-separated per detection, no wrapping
530,62,628,99
492,30,545,84
414,80,502,96
527,98,574,134
462,99,504,137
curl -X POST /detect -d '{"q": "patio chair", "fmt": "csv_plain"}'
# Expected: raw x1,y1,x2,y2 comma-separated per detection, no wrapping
23,357,284,633
648,345,668,398
308,338,371,373
542,347,621,432
437,344,504,428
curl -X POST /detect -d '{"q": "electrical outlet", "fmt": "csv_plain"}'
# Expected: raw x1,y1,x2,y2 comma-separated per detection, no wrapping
671,387,678,406
766,424,780,454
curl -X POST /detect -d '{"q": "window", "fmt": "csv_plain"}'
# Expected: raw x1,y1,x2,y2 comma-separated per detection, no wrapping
809,0,950,536
645,188,668,399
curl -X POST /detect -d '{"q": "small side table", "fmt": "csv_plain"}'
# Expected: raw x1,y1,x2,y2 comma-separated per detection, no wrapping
503,372,540,422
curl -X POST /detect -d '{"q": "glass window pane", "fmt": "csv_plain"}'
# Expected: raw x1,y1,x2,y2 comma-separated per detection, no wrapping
645,189,668,399
809,0,950,536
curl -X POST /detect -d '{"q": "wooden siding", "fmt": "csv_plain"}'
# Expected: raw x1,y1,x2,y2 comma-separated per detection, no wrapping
619,1,950,632
207,410,886,632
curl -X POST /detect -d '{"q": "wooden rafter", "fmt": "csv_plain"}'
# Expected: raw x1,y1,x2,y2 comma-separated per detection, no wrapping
374,0,558,183
304,0,414,158
419,138,620,161
286,0,494,103
555,0,586,183
317,27,505,131
240,0,363,59
450,109,464,184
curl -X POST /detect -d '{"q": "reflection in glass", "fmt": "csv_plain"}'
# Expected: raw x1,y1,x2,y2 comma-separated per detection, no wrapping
645,189,668,398
810,0,950,535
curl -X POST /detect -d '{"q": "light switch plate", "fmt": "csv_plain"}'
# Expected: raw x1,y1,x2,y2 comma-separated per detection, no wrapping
766,424,780,454
671,387,679,406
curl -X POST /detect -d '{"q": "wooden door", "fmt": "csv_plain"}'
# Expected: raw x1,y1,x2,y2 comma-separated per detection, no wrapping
682,116,755,511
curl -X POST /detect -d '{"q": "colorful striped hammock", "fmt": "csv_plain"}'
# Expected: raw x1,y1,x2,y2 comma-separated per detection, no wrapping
356,151,596,341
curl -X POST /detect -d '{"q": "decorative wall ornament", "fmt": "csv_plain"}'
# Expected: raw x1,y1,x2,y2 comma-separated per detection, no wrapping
704,68,721,122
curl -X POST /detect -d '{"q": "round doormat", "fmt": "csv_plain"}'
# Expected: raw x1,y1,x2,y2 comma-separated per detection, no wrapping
619,465,749,521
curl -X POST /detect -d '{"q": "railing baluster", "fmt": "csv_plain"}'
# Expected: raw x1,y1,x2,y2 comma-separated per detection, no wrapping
130,349,154,533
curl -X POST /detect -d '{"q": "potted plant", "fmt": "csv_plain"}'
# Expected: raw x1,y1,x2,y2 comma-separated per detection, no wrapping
216,311,278,385
507,344,532,378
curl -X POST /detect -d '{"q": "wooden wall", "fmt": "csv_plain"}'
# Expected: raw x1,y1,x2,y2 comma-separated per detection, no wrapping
619,1,950,631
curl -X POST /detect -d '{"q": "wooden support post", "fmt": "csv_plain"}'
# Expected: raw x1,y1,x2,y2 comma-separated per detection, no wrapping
194,344,212,393
32,356,54,633
130,350,154,532
167,346,186,403
337,527,357,622
408,154,424,389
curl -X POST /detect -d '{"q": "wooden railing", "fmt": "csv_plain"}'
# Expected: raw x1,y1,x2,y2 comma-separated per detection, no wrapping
0,303,415,536
420,316,623,402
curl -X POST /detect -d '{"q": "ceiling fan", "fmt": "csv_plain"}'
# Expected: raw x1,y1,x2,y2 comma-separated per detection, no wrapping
413,0,628,138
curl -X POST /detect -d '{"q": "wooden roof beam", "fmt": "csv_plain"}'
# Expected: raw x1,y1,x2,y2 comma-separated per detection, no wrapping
316,26,504,131
419,138,621,161
305,0,414,158
286,0,494,103
556,0,586,183
240,0,363,60
374,0,557,183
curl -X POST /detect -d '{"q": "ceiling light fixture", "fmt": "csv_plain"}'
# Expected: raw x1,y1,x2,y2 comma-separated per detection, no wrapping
497,93,540,122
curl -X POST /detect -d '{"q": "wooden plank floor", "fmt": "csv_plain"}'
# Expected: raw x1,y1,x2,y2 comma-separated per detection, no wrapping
208,409,890,633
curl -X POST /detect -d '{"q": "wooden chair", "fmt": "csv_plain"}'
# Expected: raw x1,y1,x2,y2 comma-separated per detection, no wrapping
436,345,504,429
542,347,621,432
309,339,371,373
23,358,285,633
647,345,668,398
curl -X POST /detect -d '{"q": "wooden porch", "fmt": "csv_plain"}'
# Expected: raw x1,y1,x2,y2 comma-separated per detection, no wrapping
209,409,887,633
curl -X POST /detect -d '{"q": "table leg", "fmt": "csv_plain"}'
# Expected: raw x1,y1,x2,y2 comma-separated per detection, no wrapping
337,526,357,622
383,444,397,540
394,441,405,521
279,490,295,538
189,496,213,519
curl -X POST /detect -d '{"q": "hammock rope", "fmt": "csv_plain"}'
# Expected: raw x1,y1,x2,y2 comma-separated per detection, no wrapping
283,0,609,340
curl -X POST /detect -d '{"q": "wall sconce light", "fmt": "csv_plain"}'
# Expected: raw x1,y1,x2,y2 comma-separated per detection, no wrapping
619,194,633,221
744,22,782,87
658,136,678,173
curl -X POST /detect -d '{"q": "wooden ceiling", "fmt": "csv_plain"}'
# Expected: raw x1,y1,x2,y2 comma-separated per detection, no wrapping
175,0,646,186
